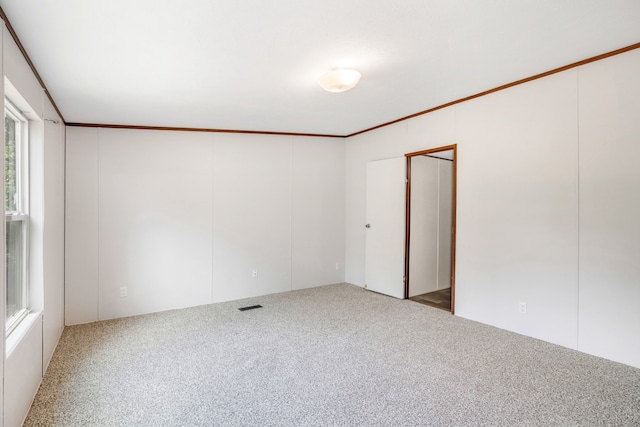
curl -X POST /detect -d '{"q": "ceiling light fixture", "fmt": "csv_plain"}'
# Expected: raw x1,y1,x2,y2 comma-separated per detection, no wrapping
318,68,361,93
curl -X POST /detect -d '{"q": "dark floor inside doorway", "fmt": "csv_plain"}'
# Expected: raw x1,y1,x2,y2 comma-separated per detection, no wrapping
410,288,451,312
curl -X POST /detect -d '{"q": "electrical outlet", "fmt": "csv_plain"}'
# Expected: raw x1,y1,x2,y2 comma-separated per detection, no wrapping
335,263,340,271
519,302,527,314
252,269,258,279
120,287,128,298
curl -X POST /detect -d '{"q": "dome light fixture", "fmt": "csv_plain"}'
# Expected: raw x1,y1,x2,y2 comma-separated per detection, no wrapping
318,68,361,93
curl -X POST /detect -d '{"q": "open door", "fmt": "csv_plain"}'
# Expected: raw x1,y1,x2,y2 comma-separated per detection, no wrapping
365,158,406,299
405,145,457,313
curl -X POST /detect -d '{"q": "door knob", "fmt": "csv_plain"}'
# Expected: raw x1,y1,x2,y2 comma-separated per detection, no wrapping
365,224,371,228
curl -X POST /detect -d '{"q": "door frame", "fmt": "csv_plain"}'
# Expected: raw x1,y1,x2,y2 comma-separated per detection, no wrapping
404,144,457,314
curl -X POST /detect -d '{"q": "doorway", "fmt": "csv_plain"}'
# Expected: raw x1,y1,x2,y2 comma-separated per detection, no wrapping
404,145,457,314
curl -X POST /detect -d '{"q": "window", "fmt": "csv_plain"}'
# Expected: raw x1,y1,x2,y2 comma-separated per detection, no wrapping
5,100,29,335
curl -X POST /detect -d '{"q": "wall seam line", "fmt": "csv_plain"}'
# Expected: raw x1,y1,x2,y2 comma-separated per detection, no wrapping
289,136,294,291
210,133,215,304
96,129,100,321
576,67,581,351
436,161,441,289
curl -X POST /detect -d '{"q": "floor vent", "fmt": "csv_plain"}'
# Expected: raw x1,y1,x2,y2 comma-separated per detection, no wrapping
238,304,263,312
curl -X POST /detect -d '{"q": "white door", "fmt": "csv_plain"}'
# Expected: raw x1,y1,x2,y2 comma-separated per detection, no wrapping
365,157,406,299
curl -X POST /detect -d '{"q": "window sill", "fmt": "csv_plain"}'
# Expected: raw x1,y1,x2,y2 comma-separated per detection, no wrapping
6,311,42,358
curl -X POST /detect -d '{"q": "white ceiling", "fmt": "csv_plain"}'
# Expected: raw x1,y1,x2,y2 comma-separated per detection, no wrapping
1,1,639,136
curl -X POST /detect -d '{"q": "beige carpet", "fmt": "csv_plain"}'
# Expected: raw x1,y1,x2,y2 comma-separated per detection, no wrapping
25,283,640,426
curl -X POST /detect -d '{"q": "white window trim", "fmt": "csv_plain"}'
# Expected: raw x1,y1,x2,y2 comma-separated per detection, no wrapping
5,98,30,337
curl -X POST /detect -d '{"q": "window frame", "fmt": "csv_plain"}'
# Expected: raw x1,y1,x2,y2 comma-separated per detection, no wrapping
5,99,30,336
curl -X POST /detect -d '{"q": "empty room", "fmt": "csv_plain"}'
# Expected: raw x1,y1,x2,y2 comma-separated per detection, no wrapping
1,1,640,426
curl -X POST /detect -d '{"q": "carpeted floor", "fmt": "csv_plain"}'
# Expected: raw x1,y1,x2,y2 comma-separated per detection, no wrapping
25,283,640,426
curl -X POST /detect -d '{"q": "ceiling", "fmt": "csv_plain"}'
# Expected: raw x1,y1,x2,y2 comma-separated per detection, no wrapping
1,1,639,136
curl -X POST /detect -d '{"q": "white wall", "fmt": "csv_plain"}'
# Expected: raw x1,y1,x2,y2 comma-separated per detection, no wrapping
456,69,580,349
408,156,439,297
65,129,345,324
100,129,213,319
5,317,41,427
42,101,65,372
577,50,640,368
437,160,453,290
64,127,98,325
292,137,346,290
212,133,291,302
345,49,640,369
3,22,66,427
